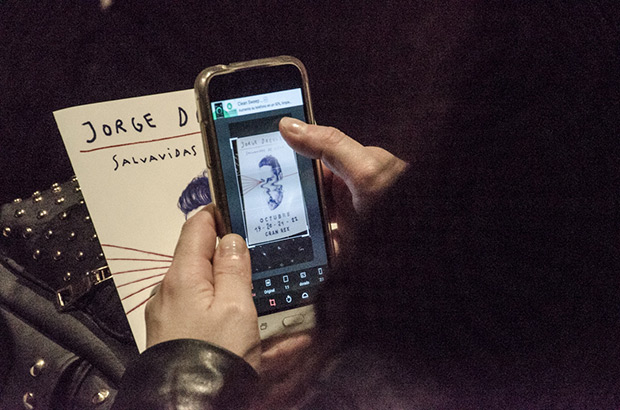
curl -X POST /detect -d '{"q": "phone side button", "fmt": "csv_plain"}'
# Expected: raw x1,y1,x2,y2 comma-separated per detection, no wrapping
282,314,305,327
199,122,213,168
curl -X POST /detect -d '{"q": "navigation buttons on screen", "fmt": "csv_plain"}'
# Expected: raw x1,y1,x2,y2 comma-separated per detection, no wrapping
301,292,309,299
300,271,307,279
285,295,293,303
282,314,304,327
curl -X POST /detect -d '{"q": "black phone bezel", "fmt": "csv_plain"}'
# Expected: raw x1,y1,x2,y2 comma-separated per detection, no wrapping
208,64,305,103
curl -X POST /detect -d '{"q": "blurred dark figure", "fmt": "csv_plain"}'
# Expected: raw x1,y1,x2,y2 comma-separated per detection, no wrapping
312,2,620,407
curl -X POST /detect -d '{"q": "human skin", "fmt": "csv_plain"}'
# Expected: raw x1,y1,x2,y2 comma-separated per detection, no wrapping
144,118,408,379
145,206,261,369
279,117,409,252
279,117,408,214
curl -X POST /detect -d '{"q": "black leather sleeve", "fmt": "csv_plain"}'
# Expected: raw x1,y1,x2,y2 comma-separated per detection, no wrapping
112,339,258,410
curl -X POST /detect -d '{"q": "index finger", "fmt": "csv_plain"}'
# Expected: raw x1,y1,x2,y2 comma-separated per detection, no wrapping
279,117,366,184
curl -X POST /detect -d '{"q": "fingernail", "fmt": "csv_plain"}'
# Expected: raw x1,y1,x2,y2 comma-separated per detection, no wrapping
218,235,246,258
185,205,207,220
280,117,305,137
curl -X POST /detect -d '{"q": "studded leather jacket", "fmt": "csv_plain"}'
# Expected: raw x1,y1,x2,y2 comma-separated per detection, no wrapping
0,179,258,410
0,179,138,409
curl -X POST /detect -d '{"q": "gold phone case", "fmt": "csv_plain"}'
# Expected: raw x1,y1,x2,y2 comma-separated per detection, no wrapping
194,56,318,235
194,56,333,336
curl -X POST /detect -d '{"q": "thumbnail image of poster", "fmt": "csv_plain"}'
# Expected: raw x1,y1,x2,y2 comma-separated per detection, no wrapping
234,131,309,246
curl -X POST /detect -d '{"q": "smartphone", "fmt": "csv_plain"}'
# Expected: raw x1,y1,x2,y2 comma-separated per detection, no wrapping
194,56,333,339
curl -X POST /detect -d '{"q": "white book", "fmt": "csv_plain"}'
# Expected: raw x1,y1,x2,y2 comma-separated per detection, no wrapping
54,89,206,352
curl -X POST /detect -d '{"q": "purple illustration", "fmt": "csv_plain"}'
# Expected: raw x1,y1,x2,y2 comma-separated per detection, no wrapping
178,171,211,219
258,155,283,210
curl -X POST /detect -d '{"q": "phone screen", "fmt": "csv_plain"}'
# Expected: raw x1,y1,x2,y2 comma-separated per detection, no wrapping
208,67,329,317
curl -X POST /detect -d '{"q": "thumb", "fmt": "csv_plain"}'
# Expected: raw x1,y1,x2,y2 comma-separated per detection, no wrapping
212,234,253,305
279,117,367,185
279,117,407,212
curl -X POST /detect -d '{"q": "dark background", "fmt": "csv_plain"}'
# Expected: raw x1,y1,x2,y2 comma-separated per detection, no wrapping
2,1,619,206
0,0,437,203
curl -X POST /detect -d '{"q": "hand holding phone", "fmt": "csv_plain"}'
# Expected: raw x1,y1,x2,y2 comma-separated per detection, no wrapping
145,206,261,369
194,56,406,340
278,117,408,251
195,56,333,339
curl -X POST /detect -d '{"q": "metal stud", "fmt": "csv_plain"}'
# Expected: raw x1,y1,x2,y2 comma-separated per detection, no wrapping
68,232,76,241
55,197,65,205
22,392,35,409
33,196,43,203
53,251,63,261
15,209,26,218
90,234,98,241
64,272,72,282
2,227,11,238
13,198,22,204
51,182,60,188
32,191,41,198
52,185,62,194
23,227,33,239
71,176,78,183
84,215,91,222
76,251,85,261
37,210,48,219
29,359,46,377
59,212,68,220
92,389,110,404
74,186,81,193
44,229,54,239
32,250,41,260
79,200,85,205
97,252,105,260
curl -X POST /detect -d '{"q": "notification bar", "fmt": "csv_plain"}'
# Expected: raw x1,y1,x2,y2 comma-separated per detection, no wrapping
211,88,303,120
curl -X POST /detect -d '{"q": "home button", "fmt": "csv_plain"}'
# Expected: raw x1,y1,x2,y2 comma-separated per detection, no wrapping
282,314,305,327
